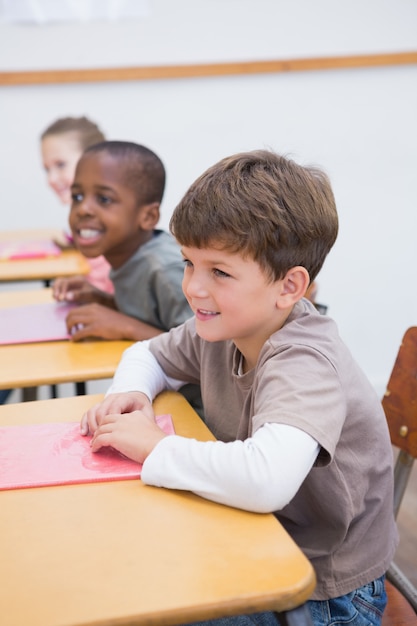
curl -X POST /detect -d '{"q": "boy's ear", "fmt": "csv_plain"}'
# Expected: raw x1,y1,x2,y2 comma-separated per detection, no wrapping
276,266,311,309
137,202,160,230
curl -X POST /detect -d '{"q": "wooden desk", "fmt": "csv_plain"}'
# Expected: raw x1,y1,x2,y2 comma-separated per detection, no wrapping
0,289,132,395
0,392,315,626
0,338,132,390
0,228,89,284
0,286,53,307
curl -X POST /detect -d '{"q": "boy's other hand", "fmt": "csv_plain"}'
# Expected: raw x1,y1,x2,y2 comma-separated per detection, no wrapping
81,391,154,434
89,409,167,464
66,304,132,340
52,275,99,304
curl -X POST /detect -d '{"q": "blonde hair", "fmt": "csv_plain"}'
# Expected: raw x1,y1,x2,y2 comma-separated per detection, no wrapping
41,116,105,151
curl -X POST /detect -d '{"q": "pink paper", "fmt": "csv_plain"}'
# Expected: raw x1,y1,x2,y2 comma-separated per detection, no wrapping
0,301,75,345
0,239,61,260
0,415,175,490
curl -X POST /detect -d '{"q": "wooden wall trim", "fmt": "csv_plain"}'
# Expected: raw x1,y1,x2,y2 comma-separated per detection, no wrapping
1,51,416,86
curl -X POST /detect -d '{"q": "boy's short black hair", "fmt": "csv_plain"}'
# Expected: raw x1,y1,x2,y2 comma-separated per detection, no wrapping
84,140,166,206
170,149,338,282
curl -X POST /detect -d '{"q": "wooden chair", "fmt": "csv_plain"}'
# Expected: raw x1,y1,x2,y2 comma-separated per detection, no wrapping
381,327,417,624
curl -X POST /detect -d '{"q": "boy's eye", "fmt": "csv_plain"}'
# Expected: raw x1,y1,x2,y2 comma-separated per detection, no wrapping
213,268,230,278
182,259,193,268
71,192,83,203
97,194,112,205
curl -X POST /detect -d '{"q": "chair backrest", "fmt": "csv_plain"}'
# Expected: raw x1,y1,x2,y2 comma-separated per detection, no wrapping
382,327,417,516
381,327,417,618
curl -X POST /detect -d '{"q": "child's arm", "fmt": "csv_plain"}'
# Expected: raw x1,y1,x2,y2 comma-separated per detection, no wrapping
81,342,320,513
87,404,318,513
107,340,188,397
81,342,186,432
66,305,172,341
141,423,319,513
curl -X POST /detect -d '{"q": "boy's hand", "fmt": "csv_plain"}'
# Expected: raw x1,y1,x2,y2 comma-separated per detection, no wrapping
80,392,164,463
90,410,167,464
52,276,99,304
66,304,133,340
81,391,154,434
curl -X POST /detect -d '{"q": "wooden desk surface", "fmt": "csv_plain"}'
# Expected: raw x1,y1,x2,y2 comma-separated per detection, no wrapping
0,289,132,390
0,228,89,283
0,392,315,626
0,286,54,307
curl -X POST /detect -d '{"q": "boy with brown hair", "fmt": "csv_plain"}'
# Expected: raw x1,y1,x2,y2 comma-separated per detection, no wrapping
81,150,397,625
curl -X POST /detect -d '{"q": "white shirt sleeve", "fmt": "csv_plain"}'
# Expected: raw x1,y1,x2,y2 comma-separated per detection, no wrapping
108,340,320,513
142,423,319,513
106,340,188,400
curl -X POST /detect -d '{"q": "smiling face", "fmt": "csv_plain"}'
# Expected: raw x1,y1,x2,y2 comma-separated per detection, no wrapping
69,151,158,269
41,133,83,205
181,245,292,370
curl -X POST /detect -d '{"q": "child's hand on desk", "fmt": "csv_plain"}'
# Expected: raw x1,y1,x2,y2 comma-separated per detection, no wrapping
81,391,154,433
66,304,133,340
81,392,164,463
53,276,102,304
90,410,167,463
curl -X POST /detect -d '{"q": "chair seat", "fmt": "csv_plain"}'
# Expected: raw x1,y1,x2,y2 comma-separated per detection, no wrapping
382,579,417,625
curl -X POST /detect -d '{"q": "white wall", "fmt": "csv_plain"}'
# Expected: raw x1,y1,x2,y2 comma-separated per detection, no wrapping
0,0,416,396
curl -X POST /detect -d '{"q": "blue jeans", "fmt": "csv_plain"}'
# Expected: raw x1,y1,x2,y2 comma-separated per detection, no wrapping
0,389,11,404
184,575,387,626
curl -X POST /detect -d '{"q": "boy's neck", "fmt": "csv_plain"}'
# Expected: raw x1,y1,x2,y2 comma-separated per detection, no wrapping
236,306,295,373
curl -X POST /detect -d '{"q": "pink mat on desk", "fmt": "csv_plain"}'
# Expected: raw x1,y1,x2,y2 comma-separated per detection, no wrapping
0,415,175,490
0,301,75,345
0,239,61,260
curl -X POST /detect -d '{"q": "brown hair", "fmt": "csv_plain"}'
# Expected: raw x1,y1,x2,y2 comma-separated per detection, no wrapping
83,140,166,205
41,116,105,151
170,150,338,282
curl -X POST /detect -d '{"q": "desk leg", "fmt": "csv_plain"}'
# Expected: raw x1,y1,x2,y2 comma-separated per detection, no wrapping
275,605,313,626
76,382,86,395
22,387,38,402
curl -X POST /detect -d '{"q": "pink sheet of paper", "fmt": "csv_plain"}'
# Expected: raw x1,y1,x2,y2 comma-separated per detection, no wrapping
0,239,62,260
0,301,75,345
0,415,175,490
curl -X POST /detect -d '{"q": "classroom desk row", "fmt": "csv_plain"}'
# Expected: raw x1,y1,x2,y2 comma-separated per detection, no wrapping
0,228,89,284
0,228,119,400
0,391,316,626
0,231,316,624
0,288,132,398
